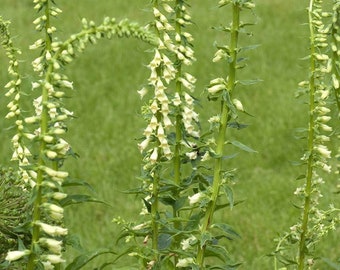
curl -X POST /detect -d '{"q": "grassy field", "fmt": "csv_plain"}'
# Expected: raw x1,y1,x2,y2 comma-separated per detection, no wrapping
0,0,339,269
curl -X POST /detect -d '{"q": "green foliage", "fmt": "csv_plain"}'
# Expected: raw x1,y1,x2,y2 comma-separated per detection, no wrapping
272,0,340,269
0,167,30,262
65,248,115,270
0,0,339,269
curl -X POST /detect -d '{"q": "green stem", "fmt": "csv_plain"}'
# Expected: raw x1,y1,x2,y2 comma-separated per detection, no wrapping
197,3,240,267
151,163,160,260
172,1,183,265
298,1,316,269
274,233,289,270
174,0,182,190
27,1,52,269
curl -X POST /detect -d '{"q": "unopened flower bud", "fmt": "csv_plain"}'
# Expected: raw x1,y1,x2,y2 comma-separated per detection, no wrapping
207,84,225,95
5,250,30,262
233,99,244,111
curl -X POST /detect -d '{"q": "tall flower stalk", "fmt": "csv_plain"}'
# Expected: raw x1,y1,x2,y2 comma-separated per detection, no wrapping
273,0,340,268
172,0,197,255
117,0,199,268
196,3,240,266
2,0,156,268
0,16,34,189
27,0,71,268
196,0,256,267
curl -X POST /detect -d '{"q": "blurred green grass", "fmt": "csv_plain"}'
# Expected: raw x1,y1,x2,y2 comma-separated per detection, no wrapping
0,0,339,269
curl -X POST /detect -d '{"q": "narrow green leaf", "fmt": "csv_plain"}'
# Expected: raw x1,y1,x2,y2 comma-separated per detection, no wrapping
158,233,172,250
64,234,85,252
228,122,249,129
208,262,243,270
295,174,306,180
160,196,176,206
0,260,10,269
65,248,116,270
185,213,204,231
62,178,95,192
59,194,109,207
212,26,231,32
222,153,239,160
158,258,175,269
205,245,230,262
218,0,232,8
215,200,244,211
201,231,212,248
238,79,262,85
223,91,237,116
174,196,187,212
277,255,298,266
211,223,240,240
240,44,261,52
230,140,257,153
300,55,311,61
290,160,307,166
240,22,256,28
236,57,248,63
223,185,234,209
143,198,151,213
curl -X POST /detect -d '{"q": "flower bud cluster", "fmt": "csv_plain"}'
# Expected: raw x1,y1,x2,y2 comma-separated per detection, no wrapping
130,1,201,267
138,0,199,167
3,1,158,268
218,0,255,9
298,0,334,177
0,18,36,189
330,1,340,88
172,1,200,145
277,2,340,268
12,1,70,267
24,3,158,268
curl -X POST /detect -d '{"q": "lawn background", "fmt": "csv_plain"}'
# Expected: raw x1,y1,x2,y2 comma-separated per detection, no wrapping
0,0,339,269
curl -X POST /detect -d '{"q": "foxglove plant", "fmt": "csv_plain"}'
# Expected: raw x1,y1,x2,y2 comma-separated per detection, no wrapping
194,0,257,268
1,0,156,269
0,16,33,189
1,14,35,269
273,0,340,269
115,0,200,268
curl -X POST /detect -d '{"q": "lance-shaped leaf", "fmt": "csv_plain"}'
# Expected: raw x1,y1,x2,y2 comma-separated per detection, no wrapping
211,223,240,240
59,194,109,207
229,140,257,153
65,248,116,270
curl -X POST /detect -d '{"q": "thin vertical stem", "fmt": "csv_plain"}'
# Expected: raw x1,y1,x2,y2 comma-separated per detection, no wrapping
174,0,183,188
173,1,183,263
298,1,316,269
149,0,162,263
27,1,52,269
151,164,160,258
197,3,240,267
